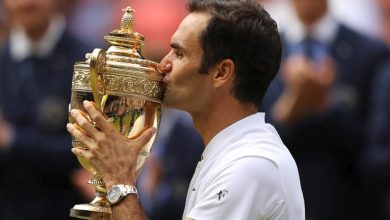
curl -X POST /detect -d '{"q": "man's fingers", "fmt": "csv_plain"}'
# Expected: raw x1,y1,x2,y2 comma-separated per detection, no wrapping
70,109,100,136
71,147,95,161
67,123,95,148
83,101,113,133
317,57,335,86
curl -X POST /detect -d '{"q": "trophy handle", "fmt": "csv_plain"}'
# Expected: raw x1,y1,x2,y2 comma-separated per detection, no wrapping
90,48,107,111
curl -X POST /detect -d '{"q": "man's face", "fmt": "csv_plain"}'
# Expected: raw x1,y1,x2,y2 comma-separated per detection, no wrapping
292,0,327,25
4,0,56,31
159,12,212,113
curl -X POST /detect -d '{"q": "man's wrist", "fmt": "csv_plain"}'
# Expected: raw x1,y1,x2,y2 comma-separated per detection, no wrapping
104,172,136,189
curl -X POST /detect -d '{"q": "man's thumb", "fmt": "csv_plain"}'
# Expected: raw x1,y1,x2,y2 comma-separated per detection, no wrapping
133,127,157,151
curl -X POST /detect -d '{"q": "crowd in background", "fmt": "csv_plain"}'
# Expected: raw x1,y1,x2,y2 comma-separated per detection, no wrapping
0,0,389,219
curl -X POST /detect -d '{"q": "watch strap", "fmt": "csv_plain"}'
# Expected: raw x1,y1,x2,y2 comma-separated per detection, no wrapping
122,184,138,198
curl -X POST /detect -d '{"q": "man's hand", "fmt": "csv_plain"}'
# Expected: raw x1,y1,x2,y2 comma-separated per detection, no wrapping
282,55,334,108
67,100,156,188
272,55,335,123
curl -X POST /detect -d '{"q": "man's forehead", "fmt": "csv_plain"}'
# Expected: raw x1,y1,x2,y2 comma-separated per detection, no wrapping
170,12,210,46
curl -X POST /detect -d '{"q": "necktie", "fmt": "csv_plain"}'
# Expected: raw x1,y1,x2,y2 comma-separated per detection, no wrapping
302,36,317,61
17,56,39,119
301,36,328,66
18,57,34,80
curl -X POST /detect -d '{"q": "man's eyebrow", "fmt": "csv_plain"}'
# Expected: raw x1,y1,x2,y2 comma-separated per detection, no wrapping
170,42,184,51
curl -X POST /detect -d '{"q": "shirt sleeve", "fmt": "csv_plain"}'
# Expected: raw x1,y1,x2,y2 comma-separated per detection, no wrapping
186,156,288,220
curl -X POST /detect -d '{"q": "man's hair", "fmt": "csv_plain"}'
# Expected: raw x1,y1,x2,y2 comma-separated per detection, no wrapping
187,0,282,105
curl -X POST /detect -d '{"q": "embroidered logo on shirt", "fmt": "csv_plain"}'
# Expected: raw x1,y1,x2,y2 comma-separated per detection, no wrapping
217,190,228,201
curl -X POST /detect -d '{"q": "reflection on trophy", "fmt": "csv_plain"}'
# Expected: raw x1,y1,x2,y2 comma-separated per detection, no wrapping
69,6,164,219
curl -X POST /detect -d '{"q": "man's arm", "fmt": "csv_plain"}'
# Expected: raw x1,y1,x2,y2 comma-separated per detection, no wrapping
67,100,156,220
111,195,147,220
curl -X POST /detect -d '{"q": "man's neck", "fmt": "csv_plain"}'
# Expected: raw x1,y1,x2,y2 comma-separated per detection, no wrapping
191,98,257,146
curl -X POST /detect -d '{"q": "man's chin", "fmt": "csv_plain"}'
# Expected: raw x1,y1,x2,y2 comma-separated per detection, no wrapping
162,99,174,108
161,96,181,110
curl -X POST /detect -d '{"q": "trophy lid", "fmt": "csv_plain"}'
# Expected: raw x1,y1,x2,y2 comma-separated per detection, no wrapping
104,7,145,50
73,6,164,104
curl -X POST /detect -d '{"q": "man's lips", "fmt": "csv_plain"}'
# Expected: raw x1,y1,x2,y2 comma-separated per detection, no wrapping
162,75,170,84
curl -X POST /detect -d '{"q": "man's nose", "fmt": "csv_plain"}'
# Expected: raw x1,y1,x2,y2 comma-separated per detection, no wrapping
158,57,172,75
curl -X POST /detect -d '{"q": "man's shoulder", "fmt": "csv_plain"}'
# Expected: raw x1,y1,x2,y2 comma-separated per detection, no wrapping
334,24,389,56
226,142,293,171
232,124,289,159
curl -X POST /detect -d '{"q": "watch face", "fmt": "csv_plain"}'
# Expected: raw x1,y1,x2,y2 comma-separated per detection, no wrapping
108,186,122,203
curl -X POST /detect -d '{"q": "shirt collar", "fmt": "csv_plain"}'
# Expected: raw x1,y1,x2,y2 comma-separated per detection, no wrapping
283,11,339,46
10,14,65,62
202,112,266,161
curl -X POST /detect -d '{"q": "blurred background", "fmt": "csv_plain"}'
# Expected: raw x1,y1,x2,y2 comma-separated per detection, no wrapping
0,0,389,219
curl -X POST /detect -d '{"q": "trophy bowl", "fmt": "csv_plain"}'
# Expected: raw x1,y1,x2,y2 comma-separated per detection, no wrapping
69,7,164,220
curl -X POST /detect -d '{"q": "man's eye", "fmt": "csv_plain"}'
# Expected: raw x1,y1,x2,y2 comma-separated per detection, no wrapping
174,51,183,58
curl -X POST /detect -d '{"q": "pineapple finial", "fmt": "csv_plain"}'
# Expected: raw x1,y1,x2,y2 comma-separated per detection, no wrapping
121,7,136,33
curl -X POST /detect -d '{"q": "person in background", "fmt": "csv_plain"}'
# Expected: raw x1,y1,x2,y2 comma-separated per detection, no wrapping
360,1,390,218
138,109,204,220
261,0,390,219
0,0,92,219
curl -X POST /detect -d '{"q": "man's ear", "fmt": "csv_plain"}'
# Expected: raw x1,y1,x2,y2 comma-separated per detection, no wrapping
212,59,235,88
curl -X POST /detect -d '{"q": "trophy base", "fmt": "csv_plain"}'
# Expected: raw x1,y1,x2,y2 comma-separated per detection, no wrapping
70,203,112,220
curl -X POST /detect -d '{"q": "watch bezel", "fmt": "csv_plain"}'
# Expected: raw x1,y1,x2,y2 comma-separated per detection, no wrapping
107,185,123,204
107,184,138,205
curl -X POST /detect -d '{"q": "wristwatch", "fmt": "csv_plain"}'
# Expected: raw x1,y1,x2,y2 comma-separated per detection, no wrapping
107,184,138,205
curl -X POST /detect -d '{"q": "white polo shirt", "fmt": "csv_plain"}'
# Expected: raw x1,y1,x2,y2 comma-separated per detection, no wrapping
183,113,305,220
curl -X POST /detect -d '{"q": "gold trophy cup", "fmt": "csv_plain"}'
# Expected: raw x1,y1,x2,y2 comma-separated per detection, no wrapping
69,7,164,219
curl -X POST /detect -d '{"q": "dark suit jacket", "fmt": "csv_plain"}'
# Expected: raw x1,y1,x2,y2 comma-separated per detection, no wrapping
262,24,390,220
363,62,390,184
145,115,204,220
0,30,92,220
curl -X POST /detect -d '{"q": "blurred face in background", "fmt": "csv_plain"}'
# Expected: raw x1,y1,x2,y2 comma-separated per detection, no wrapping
377,0,390,44
292,0,328,27
4,0,57,36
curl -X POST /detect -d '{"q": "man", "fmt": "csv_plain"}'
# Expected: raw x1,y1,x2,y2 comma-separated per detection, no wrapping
0,0,91,219
68,0,305,219
261,0,390,219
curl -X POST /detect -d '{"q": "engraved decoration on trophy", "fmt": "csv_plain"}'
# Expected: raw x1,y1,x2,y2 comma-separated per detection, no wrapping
69,6,164,220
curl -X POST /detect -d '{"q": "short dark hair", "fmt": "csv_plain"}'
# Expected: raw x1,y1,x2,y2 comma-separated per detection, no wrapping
187,0,282,105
